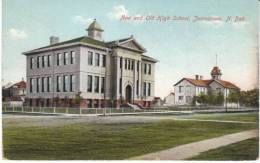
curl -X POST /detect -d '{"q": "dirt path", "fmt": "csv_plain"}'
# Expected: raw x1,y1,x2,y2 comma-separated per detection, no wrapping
129,129,259,160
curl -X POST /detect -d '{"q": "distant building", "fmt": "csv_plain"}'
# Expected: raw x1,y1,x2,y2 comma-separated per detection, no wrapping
164,92,175,106
174,66,240,106
23,19,157,108
2,79,26,106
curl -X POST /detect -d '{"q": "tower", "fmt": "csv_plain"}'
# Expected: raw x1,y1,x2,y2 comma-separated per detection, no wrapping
86,19,104,41
211,54,222,80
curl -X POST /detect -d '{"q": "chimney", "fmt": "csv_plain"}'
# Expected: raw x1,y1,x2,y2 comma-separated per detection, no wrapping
200,75,203,80
195,75,199,80
50,36,59,45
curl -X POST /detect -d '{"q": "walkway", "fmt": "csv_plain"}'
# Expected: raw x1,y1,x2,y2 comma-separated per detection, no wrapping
129,129,258,160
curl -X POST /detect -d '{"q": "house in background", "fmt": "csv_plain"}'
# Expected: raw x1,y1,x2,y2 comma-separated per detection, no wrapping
174,66,240,106
2,79,26,107
23,19,157,108
164,92,175,106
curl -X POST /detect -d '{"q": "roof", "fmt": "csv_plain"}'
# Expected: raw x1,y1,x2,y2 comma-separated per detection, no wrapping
174,78,240,90
142,54,158,63
87,19,104,31
23,36,108,54
106,37,132,45
211,80,240,90
11,81,26,89
177,78,210,87
211,66,222,75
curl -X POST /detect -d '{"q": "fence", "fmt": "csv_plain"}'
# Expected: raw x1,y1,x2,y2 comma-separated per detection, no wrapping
2,105,170,116
3,105,257,116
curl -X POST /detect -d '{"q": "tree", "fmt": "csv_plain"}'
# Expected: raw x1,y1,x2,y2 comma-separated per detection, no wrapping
196,93,207,105
214,92,224,106
227,91,239,103
74,92,83,107
239,89,259,107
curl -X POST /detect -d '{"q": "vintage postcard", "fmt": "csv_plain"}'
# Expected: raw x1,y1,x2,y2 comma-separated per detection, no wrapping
1,0,259,161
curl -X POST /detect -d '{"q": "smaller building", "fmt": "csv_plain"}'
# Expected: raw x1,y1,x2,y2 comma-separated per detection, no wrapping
174,66,240,106
2,79,26,106
164,92,175,106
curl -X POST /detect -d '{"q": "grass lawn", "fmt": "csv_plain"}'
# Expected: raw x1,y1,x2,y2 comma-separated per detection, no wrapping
190,138,259,160
184,112,259,122
3,119,258,160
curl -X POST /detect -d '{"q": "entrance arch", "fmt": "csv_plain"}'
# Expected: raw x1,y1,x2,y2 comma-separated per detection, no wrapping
125,85,132,103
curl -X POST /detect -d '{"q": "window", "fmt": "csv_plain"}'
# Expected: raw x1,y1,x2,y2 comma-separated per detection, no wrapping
64,52,68,65
47,55,52,67
101,77,105,93
125,59,127,69
186,85,191,93
70,75,76,92
44,56,48,68
216,87,221,93
128,60,131,69
136,80,139,95
37,56,40,68
131,60,134,70
57,53,61,66
144,63,147,74
63,75,69,92
148,64,151,75
186,96,191,103
57,76,62,92
94,76,99,93
41,56,45,68
119,78,122,94
148,83,151,96
178,96,183,101
143,82,147,96
36,78,40,93
102,55,106,67
47,77,51,92
29,78,34,93
179,86,183,93
30,57,34,69
41,77,45,92
95,53,100,66
87,75,92,92
137,61,140,72
88,51,93,65
120,57,123,68
70,51,75,64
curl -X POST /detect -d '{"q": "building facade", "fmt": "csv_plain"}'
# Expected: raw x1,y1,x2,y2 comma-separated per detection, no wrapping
174,66,240,106
23,20,157,108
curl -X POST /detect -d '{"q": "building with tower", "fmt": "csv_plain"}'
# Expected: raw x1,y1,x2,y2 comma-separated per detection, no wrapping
23,19,157,108
173,66,240,106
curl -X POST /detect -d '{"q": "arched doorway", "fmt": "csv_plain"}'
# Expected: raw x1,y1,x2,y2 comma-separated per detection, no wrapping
125,85,132,103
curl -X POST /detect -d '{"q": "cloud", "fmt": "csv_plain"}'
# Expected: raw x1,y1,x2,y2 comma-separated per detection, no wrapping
73,15,93,24
8,28,27,39
107,5,129,20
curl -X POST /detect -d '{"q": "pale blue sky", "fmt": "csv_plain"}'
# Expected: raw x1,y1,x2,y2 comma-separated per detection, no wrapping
2,0,259,97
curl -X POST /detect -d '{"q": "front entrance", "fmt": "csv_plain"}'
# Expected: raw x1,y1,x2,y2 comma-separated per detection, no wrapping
125,85,132,103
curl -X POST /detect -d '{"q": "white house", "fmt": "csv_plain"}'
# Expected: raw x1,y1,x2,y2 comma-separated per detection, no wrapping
23,19,157,108
164,92,175,106
174,66,240,106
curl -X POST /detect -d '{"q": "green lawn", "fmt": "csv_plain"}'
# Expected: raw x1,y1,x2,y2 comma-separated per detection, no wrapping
190,138,259,160
3,119,258,160
183,112,259,122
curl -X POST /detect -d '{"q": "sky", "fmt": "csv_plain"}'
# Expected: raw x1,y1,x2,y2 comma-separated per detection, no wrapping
2,0,259,98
